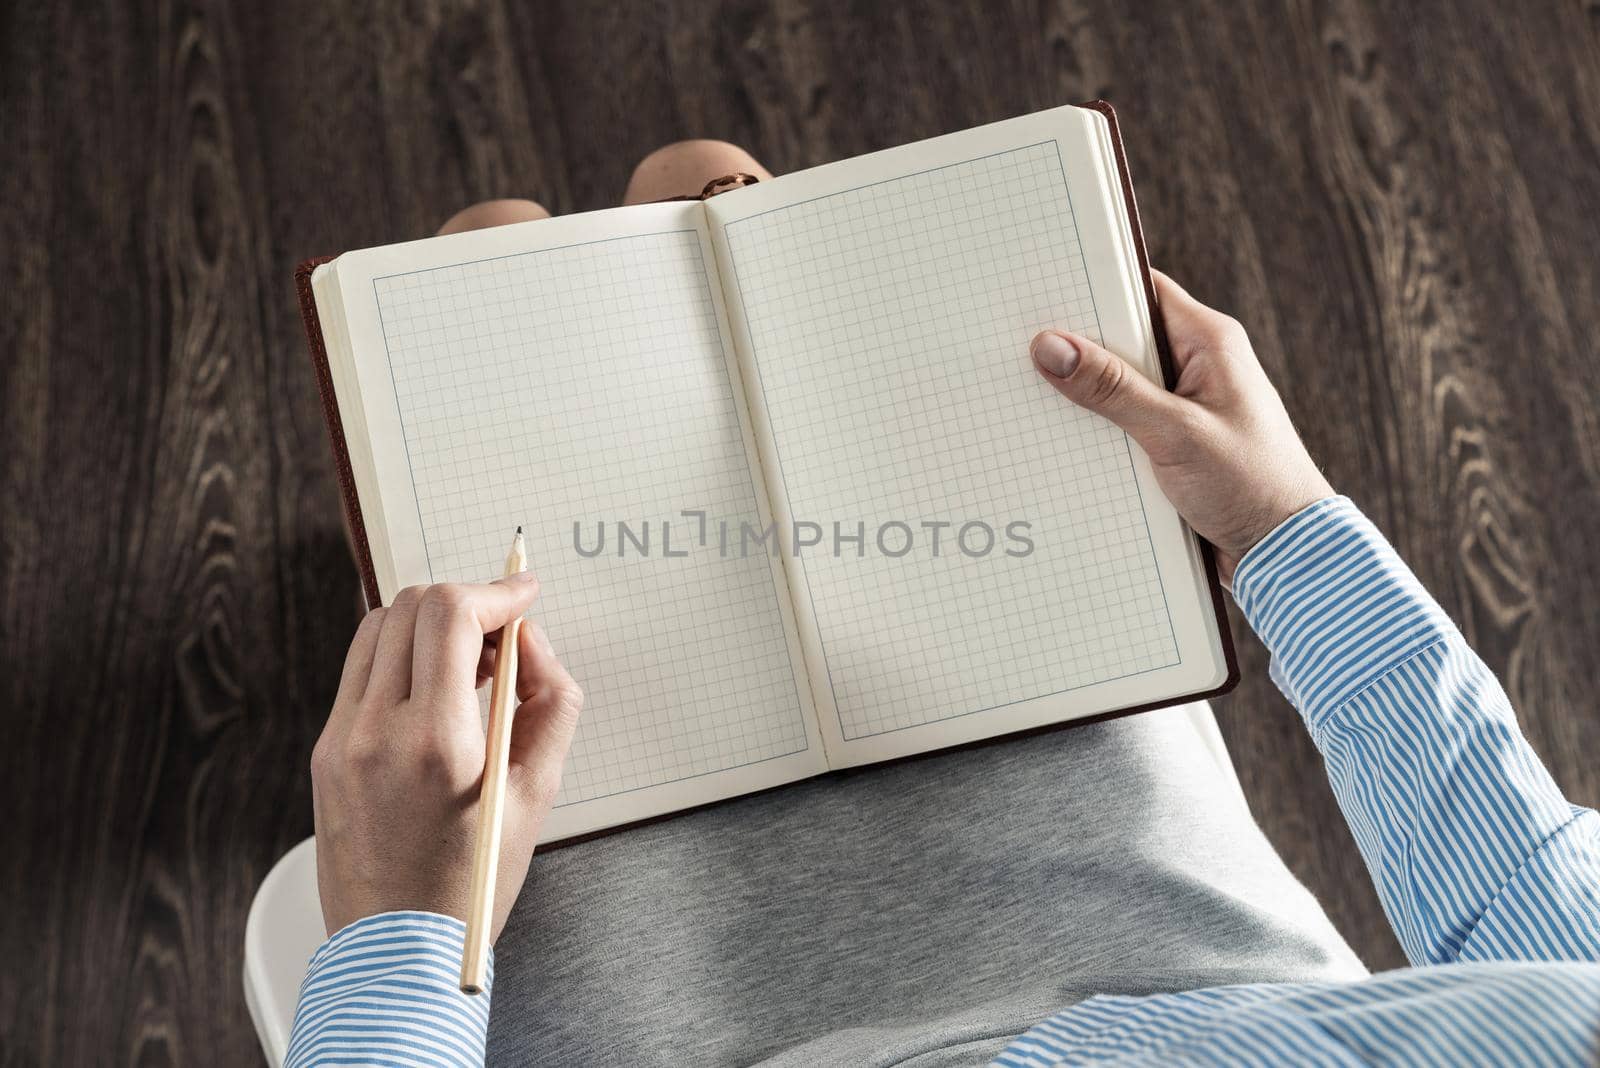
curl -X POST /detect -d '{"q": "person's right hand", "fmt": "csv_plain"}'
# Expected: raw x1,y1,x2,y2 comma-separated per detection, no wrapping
311,576,583,942
1030,270,1332,587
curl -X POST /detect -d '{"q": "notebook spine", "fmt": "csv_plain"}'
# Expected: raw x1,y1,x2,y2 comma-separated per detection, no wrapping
295,256,384,610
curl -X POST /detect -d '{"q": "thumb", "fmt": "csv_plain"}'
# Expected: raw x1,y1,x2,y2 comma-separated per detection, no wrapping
1031,330,1182,447
506,623,583,809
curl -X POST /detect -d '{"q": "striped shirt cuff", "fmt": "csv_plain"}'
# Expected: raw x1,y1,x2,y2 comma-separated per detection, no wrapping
1231,496,1457,731
285,911,491,1068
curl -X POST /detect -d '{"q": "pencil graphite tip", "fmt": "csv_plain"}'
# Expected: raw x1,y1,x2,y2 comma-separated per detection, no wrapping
515,525,522,535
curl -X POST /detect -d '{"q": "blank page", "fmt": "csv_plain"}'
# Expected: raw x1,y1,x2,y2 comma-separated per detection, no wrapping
322,203,824,840
709,107,1227,765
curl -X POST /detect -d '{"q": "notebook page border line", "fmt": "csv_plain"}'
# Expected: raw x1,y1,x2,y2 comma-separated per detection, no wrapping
722,140,1181,743
369,228,815,803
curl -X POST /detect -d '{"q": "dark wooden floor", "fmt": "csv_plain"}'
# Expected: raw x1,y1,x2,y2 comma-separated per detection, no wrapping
5,0,1600,1062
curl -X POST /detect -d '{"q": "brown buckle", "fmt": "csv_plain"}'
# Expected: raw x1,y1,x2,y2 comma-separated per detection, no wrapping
698,172,761,199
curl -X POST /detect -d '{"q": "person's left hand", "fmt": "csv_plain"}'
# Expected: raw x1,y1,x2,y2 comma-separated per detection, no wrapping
310,575,584,941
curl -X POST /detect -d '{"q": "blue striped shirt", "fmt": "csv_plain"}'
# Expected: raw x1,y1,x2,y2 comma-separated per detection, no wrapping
287,497,1600,1066
996,496,1600,1066
286,912,491,1067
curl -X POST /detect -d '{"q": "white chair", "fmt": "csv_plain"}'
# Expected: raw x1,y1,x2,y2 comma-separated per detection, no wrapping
244,837,323,1067
1184,700,1245,798
240,704,1242,1065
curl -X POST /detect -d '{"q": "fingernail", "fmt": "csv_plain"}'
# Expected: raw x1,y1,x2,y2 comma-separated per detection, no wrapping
1032,332,1081,377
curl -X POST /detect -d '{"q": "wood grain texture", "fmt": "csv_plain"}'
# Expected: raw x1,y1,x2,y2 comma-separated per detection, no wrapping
3,0,1598,1062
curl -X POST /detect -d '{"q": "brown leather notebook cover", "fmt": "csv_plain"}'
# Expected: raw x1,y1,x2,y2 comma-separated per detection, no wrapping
1080,100,1241,705
294,101,1239,829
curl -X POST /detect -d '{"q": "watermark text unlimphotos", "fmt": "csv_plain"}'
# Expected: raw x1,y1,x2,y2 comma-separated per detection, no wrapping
572,511,1034,560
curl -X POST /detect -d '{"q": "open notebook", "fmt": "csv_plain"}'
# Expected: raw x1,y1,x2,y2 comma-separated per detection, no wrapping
297,101,1235,844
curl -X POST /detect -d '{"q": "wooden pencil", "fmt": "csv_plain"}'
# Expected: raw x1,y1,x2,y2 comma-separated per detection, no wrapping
460,526,527,993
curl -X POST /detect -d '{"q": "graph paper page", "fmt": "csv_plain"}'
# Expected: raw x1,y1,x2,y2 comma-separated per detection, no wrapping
328,203,825,841
709,106,1228,766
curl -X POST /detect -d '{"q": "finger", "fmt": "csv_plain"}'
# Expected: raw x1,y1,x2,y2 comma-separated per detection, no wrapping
1150,269,1207,317
1031,329,1187,448
409,574,542,710
1150,270,1251,372
365,585,424,706
329,607,388,722
475,641,497,688
475,614,546,688
517,620,556,699
507,623,583,803
475,622,527,687
474,626,511,688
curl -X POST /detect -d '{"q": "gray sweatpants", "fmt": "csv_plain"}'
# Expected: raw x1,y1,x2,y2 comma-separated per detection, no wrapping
488,705,1367,1065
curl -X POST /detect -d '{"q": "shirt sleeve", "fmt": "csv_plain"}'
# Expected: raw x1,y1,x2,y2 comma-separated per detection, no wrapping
284,911,491,1067
1232,496,1600,966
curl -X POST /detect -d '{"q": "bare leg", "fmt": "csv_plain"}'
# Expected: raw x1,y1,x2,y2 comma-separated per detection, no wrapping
436,143,769,227
436,198,551,235
622,140,774,204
